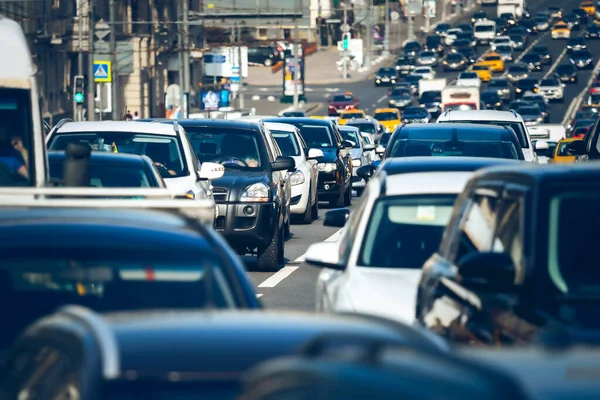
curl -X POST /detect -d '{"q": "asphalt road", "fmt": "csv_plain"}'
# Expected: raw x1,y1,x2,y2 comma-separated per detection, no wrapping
247,0,600,310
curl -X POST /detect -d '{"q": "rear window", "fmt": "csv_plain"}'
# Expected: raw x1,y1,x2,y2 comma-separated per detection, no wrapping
332,94,353,102
374,112,399,121
440,120,528,148
347,123,377,134
486,56,501,61
49,162,154,188
297,125,335,148
270,129,300,157
388,138,521,159
475,24,494,32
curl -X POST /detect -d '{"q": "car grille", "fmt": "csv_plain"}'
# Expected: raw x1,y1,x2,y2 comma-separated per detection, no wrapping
213,187,228,203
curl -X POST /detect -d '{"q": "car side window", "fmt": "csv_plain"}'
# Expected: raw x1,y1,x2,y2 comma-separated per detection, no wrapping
450,192,501,263
184,135,201,170
493,196,525,284
338,189,370,265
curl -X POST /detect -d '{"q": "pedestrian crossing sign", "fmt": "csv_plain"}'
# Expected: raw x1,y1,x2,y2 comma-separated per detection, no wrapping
93,61,111,83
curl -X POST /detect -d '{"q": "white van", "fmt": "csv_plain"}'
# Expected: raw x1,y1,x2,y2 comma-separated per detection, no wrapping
474,20,497,45
0,16,46,187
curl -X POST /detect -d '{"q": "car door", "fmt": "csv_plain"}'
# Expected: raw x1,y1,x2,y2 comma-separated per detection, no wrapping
331,123,352,190
260,125,287,224
296,129,318,203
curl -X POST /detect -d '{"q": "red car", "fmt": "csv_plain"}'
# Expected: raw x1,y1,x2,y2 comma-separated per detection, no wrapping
573,126,590,139
328,92,360,116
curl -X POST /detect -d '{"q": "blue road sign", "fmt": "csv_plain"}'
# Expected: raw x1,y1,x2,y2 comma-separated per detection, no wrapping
93,61,111,83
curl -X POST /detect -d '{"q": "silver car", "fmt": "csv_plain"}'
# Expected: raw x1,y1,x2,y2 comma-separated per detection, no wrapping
506,64,529,82
417,50,438,67
495,44,514,62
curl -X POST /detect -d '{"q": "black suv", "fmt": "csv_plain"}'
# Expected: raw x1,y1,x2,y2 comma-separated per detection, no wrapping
248,45,280,67
264,117,353,207
177,120,295,272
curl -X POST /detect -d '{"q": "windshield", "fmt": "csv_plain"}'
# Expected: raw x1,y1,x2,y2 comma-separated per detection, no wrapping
332,94,353,102
374,112,399,121
392,89,411,97
426,36,442,45
589,94,600,104
482,93,500,102
297,125,335,148
347,123,377,134
460,73,478,79
517,80,537,88
508,66,528,73
420,51,435,57
405,43,421,51
403,108,428,118
523,54,540,62
270,129,301,157
439,120,528,148
496,45,512,53
340,112,364,119
421,91,441,103
282,111,305,117
359,195,457,269
49,162,155,188
340,128,361,148
533,46,548,54
48,132,189,177
446,54,464,62
379,68,396,75
518,106,541,114
389,136,520,159
405,75,422,84
475,25,494,32
540,79,558,86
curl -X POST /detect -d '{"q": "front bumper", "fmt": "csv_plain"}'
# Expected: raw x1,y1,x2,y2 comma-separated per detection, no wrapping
214,201,279,252
318,170,344,201
443,63,466,71
540,89,563,99
552,32,570,39
290,181,310,214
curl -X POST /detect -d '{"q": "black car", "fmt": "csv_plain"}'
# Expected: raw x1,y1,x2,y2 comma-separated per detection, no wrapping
403,41,422,58
456,47,477,64
456,32,475,46
508,34,526,50
425,34,444,55
395,57,415,75
521,53,542,71
248,45,281,67
388,88,413,109
569,48,594,69
458,23,473,33
481,90,504,110
500,12,516,25
451,38,472,51
567,36,587,52
488,78,514,101
264,117,353,209
434,22,451,35
520,19,535,34
402,106,431,123
531,44,552,65
375,67,399,86
585,24,600,39
403,74,423,94
514,78,539,98
442,52,467,71
555,63,579,82
383,123,524,160
419,90,443,115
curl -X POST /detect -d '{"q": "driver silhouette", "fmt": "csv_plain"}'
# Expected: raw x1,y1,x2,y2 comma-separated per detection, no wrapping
220,136,259,167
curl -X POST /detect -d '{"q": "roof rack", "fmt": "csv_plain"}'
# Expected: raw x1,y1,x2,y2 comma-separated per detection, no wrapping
510,109,518,118
0,187,215,224
173,120,180,133
58,305,120,379
51,118,73,134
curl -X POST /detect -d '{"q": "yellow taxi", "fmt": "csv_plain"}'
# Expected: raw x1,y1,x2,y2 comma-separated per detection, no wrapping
469,63,492,82
478,52,505,73
551,22,571,39
337,109,366,125
372,108,401,132
552,138,580,163
580,0,596,15
310,115,325,119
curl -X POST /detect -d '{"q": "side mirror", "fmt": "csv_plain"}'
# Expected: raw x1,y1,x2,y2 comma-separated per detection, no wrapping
342,140,355,148
323,208,350,227
364,144,376,151
534,140,549,151
457,251,515,290
566,139,586,156
561,83,566,87
63,143,91,187
198,162,225,180
307,148,324,160
271,156,296,172
376,145,386,154
356,164,376,182
304,242,345,270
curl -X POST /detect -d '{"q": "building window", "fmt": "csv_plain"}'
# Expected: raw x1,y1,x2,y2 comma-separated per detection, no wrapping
52,0,60,9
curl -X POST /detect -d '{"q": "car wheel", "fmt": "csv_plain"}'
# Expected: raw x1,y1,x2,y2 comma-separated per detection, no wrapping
257,223,283,272
311,193,319,221
264,58,273,67
300,189,313,224
343,185,352,206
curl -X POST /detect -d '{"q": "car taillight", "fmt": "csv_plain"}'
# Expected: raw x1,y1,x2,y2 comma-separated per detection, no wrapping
591,87,599,93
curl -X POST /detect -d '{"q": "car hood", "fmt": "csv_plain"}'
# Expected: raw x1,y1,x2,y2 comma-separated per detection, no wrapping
346,268,422,323
520,113,541,121
211,170,270,202
538,85,560,90
349,148,363,159
314,147,338,163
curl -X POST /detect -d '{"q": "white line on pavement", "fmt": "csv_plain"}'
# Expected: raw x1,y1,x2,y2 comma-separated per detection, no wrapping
258,266,299,288
561,58,600,126
294,229,343,263
514,33,548,63
543,48,568,79
376,95,387,103
257,294,263,298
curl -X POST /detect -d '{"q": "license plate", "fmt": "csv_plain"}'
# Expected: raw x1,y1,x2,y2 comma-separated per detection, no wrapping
217,204,226,217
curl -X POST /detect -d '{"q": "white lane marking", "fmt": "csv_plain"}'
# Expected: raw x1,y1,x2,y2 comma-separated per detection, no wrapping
561,58,600,126
258,266,299,288
543,47,569,79
514,32,548,63
377,95,387,103
305,88,314,92
257,294,263,298
294,229,343,263
325,87,340,92
259,88,269,92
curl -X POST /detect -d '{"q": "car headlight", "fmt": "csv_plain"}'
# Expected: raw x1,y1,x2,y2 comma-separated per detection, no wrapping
290,170,305,186
241,182,269,202
317,163,337,173
185,190,195,199
516,88,522,92
384,127,391,133
495,102,501,107
537,117,543,122
352,159,362,167
417,58,423,62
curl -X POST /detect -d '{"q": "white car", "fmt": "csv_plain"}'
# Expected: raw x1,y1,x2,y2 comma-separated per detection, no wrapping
444,28,462,45
263,122,322,223
537,77,565,102
339,125,376,196
360,132,379,164
456,71,481,88
491,35,515,50
412,66,436,80
436,110,538,162
45,120,225,200
305,163,475,323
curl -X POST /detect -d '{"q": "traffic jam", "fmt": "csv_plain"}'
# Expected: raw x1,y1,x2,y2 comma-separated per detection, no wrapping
1,0,600,398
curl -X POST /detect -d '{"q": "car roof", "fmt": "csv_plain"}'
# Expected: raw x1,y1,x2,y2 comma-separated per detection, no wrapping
437,110,524,122
47,151,152,167
263,122,298,132
169,118,261,131
263,117,332,126
345,118,376,125
380,157,522,177
56,121,179,136
384,171,472,196
0,16,36,82
472,162,600,187
235,115,277,123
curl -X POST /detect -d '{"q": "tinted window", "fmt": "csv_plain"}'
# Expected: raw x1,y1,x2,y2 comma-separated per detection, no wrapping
359,195,456,268
404,42,422,51
340,128,361,148
486,56,501,61
374,112,399,121
297,125,335,147
523,54,540,62
270,129,300,157
49,162,154,188
517,106,541,114
441,120,528,148
446,54,464,62
332,94,353,102
420,91,442,102
389,138,520,159
475,24,494,32
508,65,528,73
460,72,478,79
347,123,377,134
403,108,428,118
420,51,435,57
453,194,500,262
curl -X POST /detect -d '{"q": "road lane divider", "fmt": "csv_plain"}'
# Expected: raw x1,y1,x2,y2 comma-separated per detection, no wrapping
258,266,299,288
561,58,600,126
514,32,549,63
292,229,343,264
543,47,569,79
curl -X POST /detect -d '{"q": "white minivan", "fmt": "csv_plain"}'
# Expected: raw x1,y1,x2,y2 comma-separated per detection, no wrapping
474,20,496,45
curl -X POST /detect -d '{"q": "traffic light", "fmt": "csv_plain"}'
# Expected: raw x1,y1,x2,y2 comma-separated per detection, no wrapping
73,75,85,104
342,33,350,50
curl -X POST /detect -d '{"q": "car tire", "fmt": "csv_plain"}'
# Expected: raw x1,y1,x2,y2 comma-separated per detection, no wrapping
284,216,291,239
264,58,273,67
257,224,283,272
343,185,352,206
300,190,313,224
311,193,319,220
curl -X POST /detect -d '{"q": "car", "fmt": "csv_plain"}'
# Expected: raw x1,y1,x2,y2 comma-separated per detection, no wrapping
512,103,545,126
521,53,543,71
549,6,563,18
0,307,449,398
375,67,399,86
531,44,552,64
521,93,550,121
403,73,424,94
281,110,306,117
566,35,587,51
402,106,431,123
264,117,353,208
456,71,481,88
263,122,321,223
534,15,551,31
388,88,413,109
487,78,514,101
472,10,487,23
436,110,537,162
572,125,591,139
491,35,515,50
499,12,516,25
587,92,600,106
552,137,580,162
555,63,579,82
514,78,539,98
481,90,504,110
551,21,571,38
48,152,167,188
339,125,375,196
425,35,445,55
434,22,451,35
308,157,521,323
494,44,514,62
451,38,472,52
455,47,477,64
585,23,600,38
412,66,436,80
337,109,367,125
403,40,422,58
359,131,380,164
416,162,600,345
416,50,438,67
395,56,415,75
537,77,565,102
328,92,360,115
419,90,443,115
346,118,383,142
568,117,596,136
479,52,505,72
457,23,473,33
569,48,594,68
508,34,525,50
444,28,462,45
46,121,224,204
506,64,529,82
442,52,468,71
564,13,581,27
470,63,492,81
383,123,524,160
373,108,402,133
